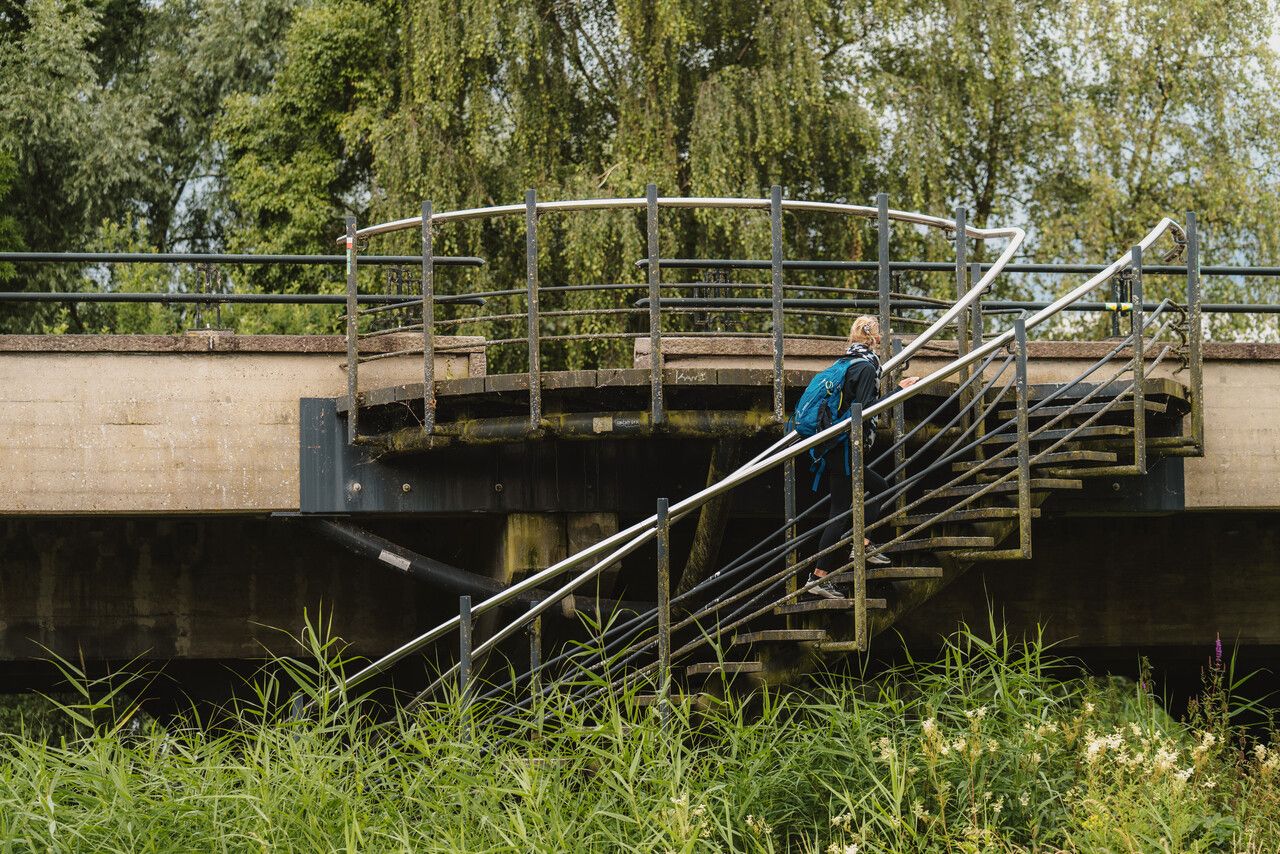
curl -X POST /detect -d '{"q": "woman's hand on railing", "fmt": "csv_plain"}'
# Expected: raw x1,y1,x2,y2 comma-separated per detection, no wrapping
899,376,920,389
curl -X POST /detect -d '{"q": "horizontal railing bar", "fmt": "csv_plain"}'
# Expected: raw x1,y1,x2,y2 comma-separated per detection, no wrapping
0,292,485,306
636,257,1280,277
0,252,485,267
344,196,1019,243
637,296,1280,315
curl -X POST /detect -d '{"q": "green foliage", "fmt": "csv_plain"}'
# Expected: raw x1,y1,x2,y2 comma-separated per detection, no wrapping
3,0,1280,340
1,621,1279,850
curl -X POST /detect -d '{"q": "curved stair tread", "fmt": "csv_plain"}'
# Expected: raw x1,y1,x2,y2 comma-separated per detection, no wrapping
633,692,717,709
774,597,887,615
731,629,829,645
981,425,1134,445
996,399,1166,420
883,535,995,552
952,449,1117,472
930,478,1080,499
866,565,943,580
686,660,763,677
887,507,1039,527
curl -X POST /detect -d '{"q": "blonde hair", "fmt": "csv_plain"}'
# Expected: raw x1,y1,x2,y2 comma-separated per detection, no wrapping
847,315,881,347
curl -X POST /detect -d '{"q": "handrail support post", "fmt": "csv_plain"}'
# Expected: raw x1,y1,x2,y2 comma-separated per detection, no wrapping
525,190,543,432
783,458,798,628
876,194,892,363
656,497,672,722
459,594,473,734
647,185,665,427
421,201,436,435
1130,245,1147,474
1013,316,1033,557
1186,211,1204,453
850,404,867,651
344,216,359,443
770,185,786,423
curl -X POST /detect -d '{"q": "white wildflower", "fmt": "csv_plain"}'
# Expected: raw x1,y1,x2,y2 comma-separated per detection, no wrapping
1082,701,1095,716
1018,792,1030,807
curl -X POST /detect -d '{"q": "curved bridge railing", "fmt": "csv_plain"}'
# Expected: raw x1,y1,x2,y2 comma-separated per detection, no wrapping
337,188,1024,442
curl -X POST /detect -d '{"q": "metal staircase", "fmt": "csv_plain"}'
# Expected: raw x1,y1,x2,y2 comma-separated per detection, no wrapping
319,192,1203,718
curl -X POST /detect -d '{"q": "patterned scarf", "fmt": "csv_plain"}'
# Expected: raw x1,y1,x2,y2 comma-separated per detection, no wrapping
844,343,882,383
844,342,882,445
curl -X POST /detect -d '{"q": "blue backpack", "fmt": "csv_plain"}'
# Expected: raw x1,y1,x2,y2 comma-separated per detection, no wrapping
789,357,856,490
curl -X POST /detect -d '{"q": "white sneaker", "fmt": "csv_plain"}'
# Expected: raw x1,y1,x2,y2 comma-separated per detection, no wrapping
805,573,845,600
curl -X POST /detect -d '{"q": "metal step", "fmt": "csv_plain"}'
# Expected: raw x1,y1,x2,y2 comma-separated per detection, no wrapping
952,449,1117,472
731,629,829,645
981,425,1134,445
884,535,995,552
929,478,1081,500
685,660,763,678
866,565,944,580
633,692,716,709
774,597,887,616
887,506,1038,527
996,399,1165,420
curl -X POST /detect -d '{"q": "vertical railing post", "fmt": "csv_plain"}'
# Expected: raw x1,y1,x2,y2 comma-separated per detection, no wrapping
1130,245,1146,474
970,261,984,349
655,497,672,721
783,457,797,626
1013,316,1033,557
849,403,867,651
345,215,359,443
458,594,473,721
890,338,907,532
646,184,665,426
421,201,436,435
876,193,892,363
954,208,970,432
1110,270,1125,338
528,599,542,731
525,190,542,432
969,261,985,458
770,185,786,422
1185,211,1204,453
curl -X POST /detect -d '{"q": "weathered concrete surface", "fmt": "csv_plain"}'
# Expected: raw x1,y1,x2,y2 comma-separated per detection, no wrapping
0,334,483,514
0,516,471,661
640,337,1280,510
894,512,1280,649
0,511,1276,663
1,333,1275,514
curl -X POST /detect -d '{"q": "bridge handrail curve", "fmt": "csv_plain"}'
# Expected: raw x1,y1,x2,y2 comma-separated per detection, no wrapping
342,194,1024,375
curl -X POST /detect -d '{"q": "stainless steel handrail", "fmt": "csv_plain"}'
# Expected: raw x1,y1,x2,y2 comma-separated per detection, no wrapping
330,212,1182,701
340,195,1025,375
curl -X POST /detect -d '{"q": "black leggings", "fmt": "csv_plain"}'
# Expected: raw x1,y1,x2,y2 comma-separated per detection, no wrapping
814,449,890,574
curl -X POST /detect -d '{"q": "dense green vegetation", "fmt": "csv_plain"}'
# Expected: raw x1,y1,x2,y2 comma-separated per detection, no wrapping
1,0,1279,340
2,624,1277,850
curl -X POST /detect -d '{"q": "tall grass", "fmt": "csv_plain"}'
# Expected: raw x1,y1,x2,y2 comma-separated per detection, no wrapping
0,618,1277,852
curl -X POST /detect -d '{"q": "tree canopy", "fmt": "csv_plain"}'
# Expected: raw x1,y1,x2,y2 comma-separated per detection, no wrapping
1,0,1278,339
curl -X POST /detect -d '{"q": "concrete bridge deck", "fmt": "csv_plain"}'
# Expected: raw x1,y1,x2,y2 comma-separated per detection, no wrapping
2,334,1277,514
